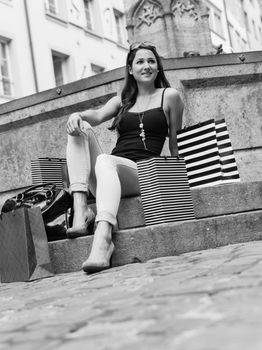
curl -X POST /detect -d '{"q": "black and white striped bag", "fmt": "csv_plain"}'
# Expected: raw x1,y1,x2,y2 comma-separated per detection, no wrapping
177,119,240,188
137,157,195,226
31,158,67,189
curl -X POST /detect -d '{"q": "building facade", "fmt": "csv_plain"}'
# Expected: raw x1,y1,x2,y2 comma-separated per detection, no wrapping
204,0,262,52
1,0,262,105
0,0,128,104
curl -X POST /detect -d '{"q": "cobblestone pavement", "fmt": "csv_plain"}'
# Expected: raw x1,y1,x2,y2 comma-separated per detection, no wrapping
1,241,262,350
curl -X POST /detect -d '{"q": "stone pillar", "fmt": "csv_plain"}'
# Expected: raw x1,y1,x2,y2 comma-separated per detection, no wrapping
124,0,213,58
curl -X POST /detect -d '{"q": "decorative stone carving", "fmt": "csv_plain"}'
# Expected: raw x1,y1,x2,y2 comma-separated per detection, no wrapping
171,0,200,21
137,1,162,27
124,0,212,58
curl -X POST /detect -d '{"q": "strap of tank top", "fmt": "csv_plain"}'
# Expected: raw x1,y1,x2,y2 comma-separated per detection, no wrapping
160,88,167,108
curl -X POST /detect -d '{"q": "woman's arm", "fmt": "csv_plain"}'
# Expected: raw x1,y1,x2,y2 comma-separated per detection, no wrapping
164,88,184,156
67,95,121,136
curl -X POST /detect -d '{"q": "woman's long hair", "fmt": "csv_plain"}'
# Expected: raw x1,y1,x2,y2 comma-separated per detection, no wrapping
109,44,170,130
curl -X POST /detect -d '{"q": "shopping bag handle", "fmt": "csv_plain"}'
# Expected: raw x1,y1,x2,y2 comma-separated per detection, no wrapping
16,183,56,201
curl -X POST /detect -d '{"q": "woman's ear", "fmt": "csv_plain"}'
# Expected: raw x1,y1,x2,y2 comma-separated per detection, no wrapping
128,66,133,75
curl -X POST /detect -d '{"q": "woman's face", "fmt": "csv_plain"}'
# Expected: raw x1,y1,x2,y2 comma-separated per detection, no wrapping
129,49,158,85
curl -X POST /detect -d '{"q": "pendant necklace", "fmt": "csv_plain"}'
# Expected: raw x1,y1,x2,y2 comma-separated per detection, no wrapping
137,94,153,150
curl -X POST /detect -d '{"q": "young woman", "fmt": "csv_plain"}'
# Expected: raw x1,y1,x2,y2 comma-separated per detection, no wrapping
66,42,184,273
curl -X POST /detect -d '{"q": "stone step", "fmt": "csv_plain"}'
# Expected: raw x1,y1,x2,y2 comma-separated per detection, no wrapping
117,181,262,229
49,209,262,274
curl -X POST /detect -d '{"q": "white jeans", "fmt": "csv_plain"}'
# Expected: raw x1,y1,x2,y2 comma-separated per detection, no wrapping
66,122,140,227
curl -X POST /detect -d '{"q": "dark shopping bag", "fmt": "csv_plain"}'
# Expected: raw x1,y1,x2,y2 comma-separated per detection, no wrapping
1,183,73,242
31,157,67,190
177,118,240,188
0,207,54,283
137,157,195,226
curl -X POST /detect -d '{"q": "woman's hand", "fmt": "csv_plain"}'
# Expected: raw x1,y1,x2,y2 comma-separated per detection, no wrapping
66,112,84,136
66,96,121,135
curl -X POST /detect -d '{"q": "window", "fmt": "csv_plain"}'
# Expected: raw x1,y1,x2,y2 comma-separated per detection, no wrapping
45,0,57,15
52,52,68,86
91,63,104,75
226,0,244,26
113,9,125,44
0,41,12,96
104,8,113,36
84,0,94,30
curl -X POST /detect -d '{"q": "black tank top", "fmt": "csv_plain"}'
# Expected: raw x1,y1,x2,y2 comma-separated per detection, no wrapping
111,88,168,162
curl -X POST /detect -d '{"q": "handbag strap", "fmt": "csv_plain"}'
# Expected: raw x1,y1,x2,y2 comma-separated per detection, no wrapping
16,183,56,201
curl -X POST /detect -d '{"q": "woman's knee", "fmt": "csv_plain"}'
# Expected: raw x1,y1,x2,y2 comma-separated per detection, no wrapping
95,154,116,174
80,121,99,143
67,121,93,141
82,121,93,133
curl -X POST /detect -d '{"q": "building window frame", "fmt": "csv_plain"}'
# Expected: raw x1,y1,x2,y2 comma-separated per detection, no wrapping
0,40,13,97
84,0,94,31
52,50,68,87
45,0,58,16
113,8,125,45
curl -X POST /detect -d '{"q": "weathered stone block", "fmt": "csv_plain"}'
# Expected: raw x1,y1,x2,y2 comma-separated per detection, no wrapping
49,210,262,274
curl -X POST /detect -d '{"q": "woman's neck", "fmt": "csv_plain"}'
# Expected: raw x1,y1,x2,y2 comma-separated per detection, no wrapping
136,84,157,97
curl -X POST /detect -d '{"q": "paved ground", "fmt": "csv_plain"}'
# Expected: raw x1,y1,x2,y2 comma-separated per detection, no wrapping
1,241,262,350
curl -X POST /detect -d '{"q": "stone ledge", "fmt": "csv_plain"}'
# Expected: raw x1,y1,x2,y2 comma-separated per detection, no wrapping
49,209,262,274
0,93,116,129
117,181,262,229
1,51,261,117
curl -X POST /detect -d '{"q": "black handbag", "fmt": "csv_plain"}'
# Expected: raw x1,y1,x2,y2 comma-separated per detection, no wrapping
1,183,73,241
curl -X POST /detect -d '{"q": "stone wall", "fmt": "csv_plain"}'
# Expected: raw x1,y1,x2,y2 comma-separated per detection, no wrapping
0,52,261,205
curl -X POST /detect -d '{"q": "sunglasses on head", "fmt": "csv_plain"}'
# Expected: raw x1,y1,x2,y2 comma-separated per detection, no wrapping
128,41,156,53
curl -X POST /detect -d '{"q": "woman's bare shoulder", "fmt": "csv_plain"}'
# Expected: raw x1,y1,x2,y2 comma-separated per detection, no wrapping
163,88,183,109
164,87,181,99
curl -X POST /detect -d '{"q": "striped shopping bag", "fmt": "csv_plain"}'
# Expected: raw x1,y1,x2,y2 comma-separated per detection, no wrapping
177,119,240,188
137,157,195,226
31,158,67,189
